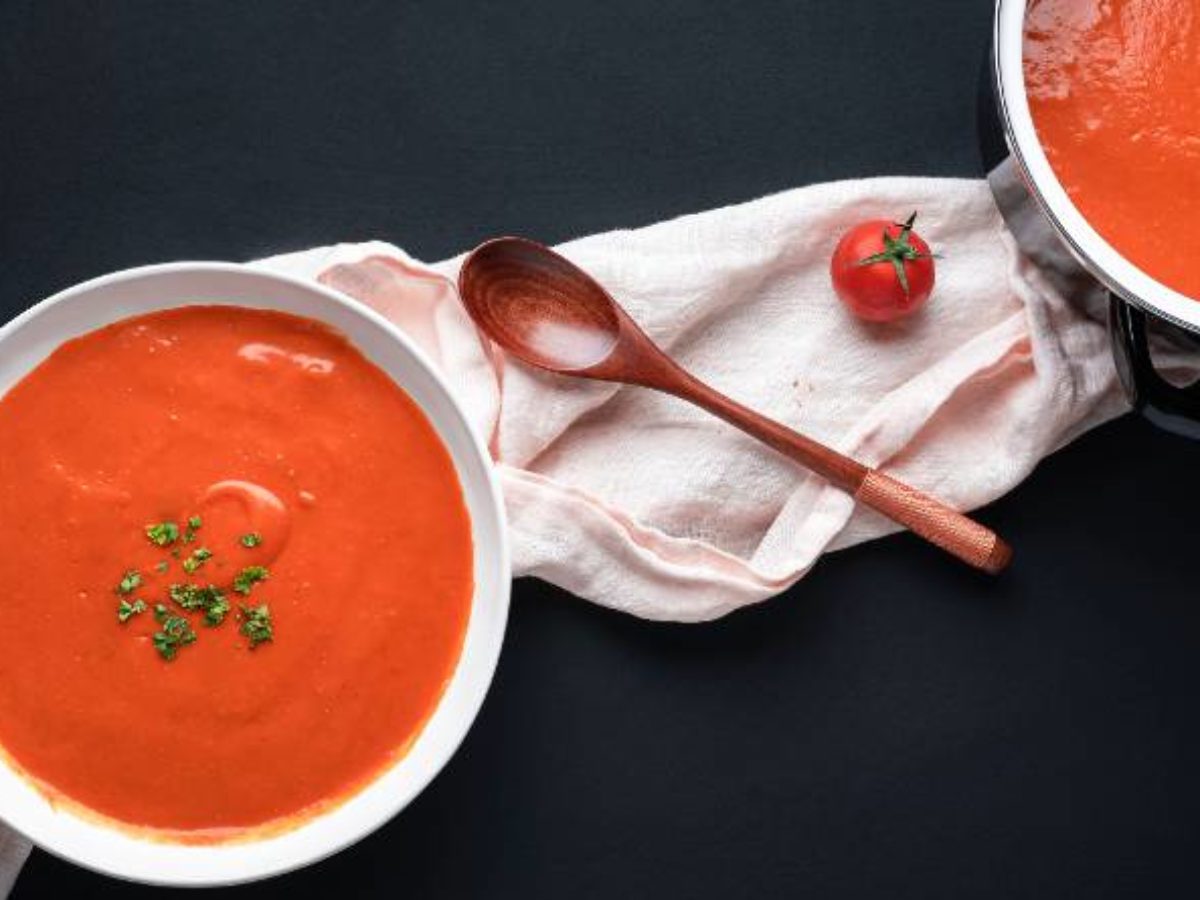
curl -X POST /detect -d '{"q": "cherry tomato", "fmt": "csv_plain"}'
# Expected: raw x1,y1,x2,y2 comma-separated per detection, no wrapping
830,213,936,322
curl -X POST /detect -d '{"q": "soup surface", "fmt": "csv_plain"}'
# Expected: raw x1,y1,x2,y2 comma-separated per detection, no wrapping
1025,0,1200,298
0,306,473,838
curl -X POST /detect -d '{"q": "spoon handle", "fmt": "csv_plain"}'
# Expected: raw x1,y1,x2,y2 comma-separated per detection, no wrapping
657,367,1012,574
852,470,1012,574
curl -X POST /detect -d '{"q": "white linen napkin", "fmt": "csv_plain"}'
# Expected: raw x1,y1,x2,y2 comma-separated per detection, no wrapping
0,175,1158,894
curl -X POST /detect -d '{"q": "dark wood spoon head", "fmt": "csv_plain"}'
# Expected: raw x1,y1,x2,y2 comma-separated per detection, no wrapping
458,237,623,373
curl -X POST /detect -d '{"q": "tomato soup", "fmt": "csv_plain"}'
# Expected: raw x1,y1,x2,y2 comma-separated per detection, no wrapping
1024,0,1200,298
0,306,473,838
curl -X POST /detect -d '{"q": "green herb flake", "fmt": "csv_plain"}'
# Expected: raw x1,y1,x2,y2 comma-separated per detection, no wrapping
181,547,211,574
204,595,231,627
240,533,263,549
169,583,217,610
169,583,229,626
155,561,170,574
168,583,195,608
115,570,142,596
232,565,270,596
145,521,180,547
182,514,202,544
152,632,177,660
152,613,197,661
239,604,273,649
117,599,147,623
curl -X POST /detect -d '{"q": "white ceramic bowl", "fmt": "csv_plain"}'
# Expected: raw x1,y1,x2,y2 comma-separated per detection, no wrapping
0,262,510,886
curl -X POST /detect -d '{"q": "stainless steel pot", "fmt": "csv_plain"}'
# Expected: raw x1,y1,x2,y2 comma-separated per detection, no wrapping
992,0,1200,437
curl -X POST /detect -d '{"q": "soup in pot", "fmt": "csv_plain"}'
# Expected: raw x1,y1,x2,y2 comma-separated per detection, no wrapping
1025,0,1200,299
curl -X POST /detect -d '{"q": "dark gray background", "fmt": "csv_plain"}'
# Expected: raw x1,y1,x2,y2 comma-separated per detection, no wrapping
3,1,1199,897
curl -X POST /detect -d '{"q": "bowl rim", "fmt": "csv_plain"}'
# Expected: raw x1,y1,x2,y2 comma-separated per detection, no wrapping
0,260,511,886
993,0,1200,334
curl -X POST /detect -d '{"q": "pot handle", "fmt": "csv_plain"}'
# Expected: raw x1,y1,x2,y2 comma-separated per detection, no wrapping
1109,294,1200,438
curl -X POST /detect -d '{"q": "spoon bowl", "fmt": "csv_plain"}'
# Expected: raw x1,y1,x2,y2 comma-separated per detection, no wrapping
459,238,620,372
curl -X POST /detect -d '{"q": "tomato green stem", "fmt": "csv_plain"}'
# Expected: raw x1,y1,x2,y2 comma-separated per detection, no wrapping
854,211,935,298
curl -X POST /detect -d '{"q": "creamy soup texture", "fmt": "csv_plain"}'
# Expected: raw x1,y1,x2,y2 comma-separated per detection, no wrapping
0,306,473,838
1025,0,1200,298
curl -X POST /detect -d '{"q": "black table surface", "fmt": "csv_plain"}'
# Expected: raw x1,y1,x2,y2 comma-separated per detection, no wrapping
3,1,1199,897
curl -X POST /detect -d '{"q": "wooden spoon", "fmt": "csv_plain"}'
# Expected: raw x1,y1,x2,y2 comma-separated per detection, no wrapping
458,237,1012,574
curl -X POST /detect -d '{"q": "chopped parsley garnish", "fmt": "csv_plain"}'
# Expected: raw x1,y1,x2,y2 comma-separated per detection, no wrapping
145,521,180,547
168,583,230,626
168,583,206,609
204,594,231,627
233,565,269,596
183,515,203,543
115,570,142,596
239,604,273,648
117,517,280,659
168,583,229,625
152,612,197,661
181,547,213,574
117,599,146,623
